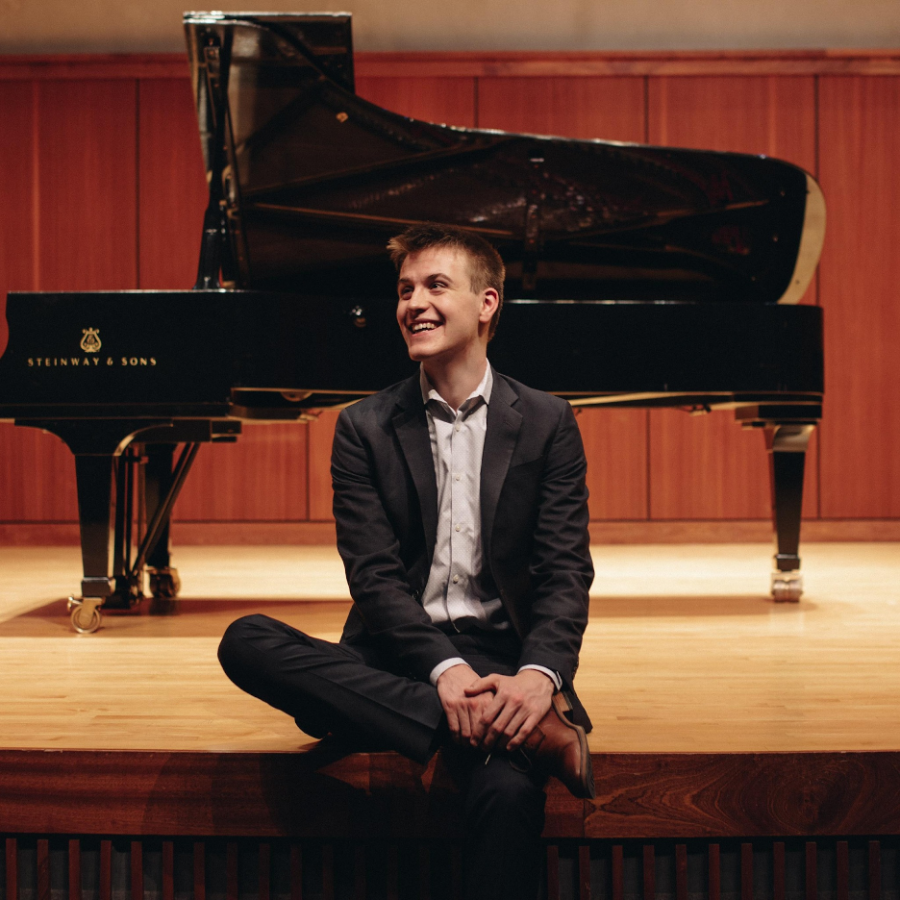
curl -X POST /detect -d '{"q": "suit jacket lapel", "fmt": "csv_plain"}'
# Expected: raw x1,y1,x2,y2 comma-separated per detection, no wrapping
392,375,439,563
481,374,522,562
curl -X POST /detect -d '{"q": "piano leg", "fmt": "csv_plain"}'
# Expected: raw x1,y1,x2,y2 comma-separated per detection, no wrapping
143,443,182,602
73,455,115,600
67,455,115,633
765,423,815,602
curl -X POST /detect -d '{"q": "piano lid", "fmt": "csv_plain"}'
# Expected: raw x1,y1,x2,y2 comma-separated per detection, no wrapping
184,12,825,304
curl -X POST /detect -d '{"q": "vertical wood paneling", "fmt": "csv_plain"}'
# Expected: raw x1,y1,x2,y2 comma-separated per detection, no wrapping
476,76,645,141
99,840,112,900
818,76,900,517
36,80,138,291
676,844,688,900
130,842,142,900
3,60,893,535
647,76,819,520
161,841,174,900
546,844,561,900
611,845,624,900
578,845,591,900
225,842,238,900
836,841,849,900
477,77,651,520
68,839,81,900
355,77,475,127
649,411,770,519
2,79,138,525
138,77,309,523
0,81,36,354
642,845,655,900
175,423,309,521
6,838,17,900
708,844,720,900
0,82,71,524
805,842,817,900
576,408,648,520
741,843,753,900
137,78,207,290
308,410,339,521
37,839,51,900
0,425,78,521
868,841,880,900
193,842,206,900
773,842,785,900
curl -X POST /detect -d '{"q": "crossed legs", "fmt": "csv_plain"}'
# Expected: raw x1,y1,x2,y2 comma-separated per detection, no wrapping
218,614,546,900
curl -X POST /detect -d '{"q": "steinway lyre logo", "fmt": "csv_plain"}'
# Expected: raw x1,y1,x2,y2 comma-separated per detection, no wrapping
80,328,101,353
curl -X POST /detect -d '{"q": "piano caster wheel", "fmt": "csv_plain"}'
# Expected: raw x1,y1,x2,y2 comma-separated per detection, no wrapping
67,597,103,634
771,571,803,603
149,568,181,600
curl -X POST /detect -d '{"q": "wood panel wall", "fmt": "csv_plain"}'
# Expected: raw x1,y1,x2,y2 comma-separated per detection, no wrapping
0,52,898,537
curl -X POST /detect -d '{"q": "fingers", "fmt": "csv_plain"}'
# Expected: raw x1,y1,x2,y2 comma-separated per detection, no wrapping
444,705,460,741
468,692,495,746
504,709,543,751
464,674,499,696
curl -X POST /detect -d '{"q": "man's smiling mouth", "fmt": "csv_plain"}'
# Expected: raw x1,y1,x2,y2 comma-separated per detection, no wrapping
410,322,441,333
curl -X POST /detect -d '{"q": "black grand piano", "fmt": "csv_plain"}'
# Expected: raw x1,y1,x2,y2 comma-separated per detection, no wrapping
0,12,825,633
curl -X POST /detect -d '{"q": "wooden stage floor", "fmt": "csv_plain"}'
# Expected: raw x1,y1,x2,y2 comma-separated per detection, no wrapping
1,541,899,756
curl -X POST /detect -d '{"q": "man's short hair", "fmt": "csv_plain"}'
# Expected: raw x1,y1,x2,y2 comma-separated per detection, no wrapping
387,223,505,339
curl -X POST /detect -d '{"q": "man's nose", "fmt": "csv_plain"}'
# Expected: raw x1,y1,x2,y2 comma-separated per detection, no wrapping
407,285,429,309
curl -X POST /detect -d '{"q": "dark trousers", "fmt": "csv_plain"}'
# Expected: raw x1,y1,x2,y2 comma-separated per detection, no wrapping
218,614,546,900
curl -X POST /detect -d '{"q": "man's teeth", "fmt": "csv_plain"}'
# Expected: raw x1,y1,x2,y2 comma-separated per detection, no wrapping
411,323,439,333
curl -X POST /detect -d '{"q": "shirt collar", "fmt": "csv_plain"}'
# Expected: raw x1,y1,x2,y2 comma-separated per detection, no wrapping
419,363,493,413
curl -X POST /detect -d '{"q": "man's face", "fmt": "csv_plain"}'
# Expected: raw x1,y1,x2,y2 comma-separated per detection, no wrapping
396,246,497,365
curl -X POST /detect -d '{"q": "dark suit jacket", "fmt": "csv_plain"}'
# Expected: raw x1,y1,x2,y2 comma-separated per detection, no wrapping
331,369,594,729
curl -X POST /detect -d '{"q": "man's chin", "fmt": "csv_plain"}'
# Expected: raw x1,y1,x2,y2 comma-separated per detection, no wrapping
406,344,440,362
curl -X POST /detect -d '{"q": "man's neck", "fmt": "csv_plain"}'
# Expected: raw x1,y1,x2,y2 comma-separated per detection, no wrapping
422,353,488,412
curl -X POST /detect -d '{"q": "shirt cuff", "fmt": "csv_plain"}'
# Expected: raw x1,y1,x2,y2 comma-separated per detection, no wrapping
518,664,562,691
429,657,469,686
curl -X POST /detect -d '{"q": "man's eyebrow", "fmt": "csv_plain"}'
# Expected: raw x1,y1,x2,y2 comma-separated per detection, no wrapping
398,272,454,285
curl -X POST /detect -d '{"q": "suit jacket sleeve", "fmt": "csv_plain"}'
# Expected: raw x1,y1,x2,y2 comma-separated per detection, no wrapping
331,406,461,680
513,400,593,687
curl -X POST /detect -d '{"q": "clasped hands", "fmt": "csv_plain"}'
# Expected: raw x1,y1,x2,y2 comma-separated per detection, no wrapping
436,663,554,753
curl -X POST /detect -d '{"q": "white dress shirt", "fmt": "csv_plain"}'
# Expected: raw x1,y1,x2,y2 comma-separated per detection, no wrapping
419,364,561,691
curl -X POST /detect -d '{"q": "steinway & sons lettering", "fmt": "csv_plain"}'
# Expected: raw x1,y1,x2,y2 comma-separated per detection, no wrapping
27,357,158,368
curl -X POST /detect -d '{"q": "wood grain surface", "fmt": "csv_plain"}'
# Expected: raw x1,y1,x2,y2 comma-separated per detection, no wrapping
1,748,900,839
0,542,899,839
646,76,819,521
817,76,900,518
4,52,900,82
137,77,206,291
0,57,896,530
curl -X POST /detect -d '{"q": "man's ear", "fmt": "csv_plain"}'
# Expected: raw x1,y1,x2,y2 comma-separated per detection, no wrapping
479,288,500,324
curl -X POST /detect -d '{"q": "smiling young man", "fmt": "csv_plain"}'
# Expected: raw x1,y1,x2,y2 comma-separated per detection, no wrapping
218,224,595,900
